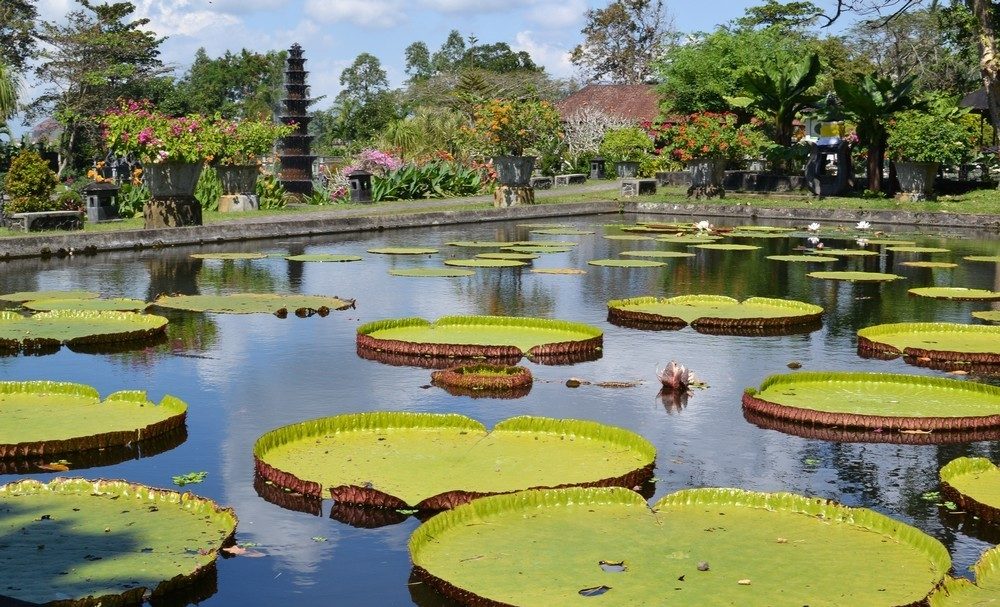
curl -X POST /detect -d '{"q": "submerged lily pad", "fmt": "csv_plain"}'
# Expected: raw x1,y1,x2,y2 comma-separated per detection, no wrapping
409,487,949,607
529,268,586,275
529,228,594,235
767,255,839,263
901,261,958,269
588,259,665,268
0,381,186,460
691,243,761,251
475,252,538,261
444,259,526,268
928,545,1000,606
910,287,1000,301
603,235,655,241
941,458,1000,522
743,371,1000,434
22,297,148,312
151,293,353,314
389,268,475,278
0,290,99,303
608,295,822,333
858,322,1000,365
808,271,903,282
887,246,950,253
190,252,267,260
0,478,237,605
619,250,695,259
815,249,879,257
965,255,1000,263
254,413,654,509
0,310,168,353
357,315,602,363
864,239,917,246
368,247,439,255
501,246,572,254
285,254,363,262
973,310,1000,323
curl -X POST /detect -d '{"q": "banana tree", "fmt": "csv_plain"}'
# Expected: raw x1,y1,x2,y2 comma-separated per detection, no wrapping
833,73,920,194
739,53,822,148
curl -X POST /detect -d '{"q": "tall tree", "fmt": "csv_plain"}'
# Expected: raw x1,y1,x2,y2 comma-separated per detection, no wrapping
0,0,38,71
432,31,467,73
733,0,822,30
570,0,674,84
32,0,168,174
166,48,286,118
464,43,541,73
739,53,822,146
334,53,399,141
404,41,433,82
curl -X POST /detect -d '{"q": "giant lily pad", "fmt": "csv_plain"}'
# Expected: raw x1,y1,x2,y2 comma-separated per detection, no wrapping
726,231,789,239
928,545,1000,606
22,297,148,312
409,487,949,607
619,250,695,259
729,225,796,233
285,254,363,262
887,246,950,253
865,239,917,246
743,371,1000,434
608,295,822,334
475,252,538,261
815,248,879,257
0,310,168,353
588,259,665,268
0,381,186,461
529,228,594,235
910,287,1000,301
356,315,602,363
431,364,533,399
150,293,354,314
389,268,475,278
446,241,511,248
501,246,572,254
767,254,839,263
858,322,1000,366
965,256,1000,263
190,252,267,260
901,261,957,269
941,458,1000,522
0,290,99,303
603,235,655,241
973,310,1000,323
254,413,654,509
656,235,720,244
0,478,237,605
368,247,439,255
808,271,903,282
444,259,526,268
512,241,577,247
530,268,586,275
691,243,761,251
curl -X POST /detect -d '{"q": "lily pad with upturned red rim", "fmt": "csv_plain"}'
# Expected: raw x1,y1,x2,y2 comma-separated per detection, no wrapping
431,364,533,399
0,310,168,354
608,295,822,334
857,322,1000,367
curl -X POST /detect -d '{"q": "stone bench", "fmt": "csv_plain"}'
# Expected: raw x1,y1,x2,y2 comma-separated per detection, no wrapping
529,176,553,190
554,173,586,187
9,210,85,232
620,178,657,197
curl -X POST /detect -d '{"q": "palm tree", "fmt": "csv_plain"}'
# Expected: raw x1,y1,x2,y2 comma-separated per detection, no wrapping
833,72,920,193
739,53,822,148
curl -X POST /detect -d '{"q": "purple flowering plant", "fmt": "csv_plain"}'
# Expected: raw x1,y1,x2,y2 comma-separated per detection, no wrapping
341,148,403,177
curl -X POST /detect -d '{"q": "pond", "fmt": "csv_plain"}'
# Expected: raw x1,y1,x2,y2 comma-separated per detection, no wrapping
1,213,999,606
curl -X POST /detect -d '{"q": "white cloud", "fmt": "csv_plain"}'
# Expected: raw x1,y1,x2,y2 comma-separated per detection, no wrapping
523,0,586,29
511,31,575,78
303,0,408,27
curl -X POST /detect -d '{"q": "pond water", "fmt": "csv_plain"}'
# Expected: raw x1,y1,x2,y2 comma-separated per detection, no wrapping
1,213,999,606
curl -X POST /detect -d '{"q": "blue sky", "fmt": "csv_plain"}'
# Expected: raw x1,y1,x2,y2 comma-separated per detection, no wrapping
23,0,857,128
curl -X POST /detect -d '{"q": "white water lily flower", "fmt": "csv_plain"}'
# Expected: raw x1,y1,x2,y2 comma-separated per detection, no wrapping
856,220,871,230
807,222,821,232
695,220,712,231
808,236,821,245
856,238,869,247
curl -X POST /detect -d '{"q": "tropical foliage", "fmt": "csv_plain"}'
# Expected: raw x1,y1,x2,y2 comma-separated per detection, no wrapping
886,109,977,166
598,126,654,164
463,98,562,157
3,149,58,214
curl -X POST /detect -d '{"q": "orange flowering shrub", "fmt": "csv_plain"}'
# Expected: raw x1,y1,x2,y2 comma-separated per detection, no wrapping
665,112,764,162
463,99,562,157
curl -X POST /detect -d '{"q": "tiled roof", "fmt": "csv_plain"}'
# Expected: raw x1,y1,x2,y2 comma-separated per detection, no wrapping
555,84,661,122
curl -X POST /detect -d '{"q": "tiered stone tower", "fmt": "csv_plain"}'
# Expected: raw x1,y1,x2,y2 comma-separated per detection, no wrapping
278,43,315,198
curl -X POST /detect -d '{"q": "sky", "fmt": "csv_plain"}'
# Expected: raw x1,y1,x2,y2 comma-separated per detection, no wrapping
20,0,857,132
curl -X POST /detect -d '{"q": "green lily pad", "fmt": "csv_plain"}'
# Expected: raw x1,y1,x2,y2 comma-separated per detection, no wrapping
588,259,666,268
530,228,594,236
285,254,363,262
608,295,822,332
389,268,476,278
656,236,720,244
743,371,1000,432
928,545,1000,606
808,271,903,282
767,255,839,263
516,223,570,228
529,268,586,275
910,287,1000,301
431,364,533,399
691,243,761,251
512,241,577,247
941,458,1000,522
0,290,99,303
858,322,1000,364
356,315,602,362
0,310,168,353
0,381,186,460
501,246,572,254
409,487,949,607
726,231,789,239
253,413,654,508
0,478,237,605
603,235,655,241
814,248,879,257
619,250,695,259
887,246,950,253
901,261,958,269
475,253,538,261
730,225,796,232
368,247,439,255
445,241,511,248
444,259,527,268
864,239,917,246
22,297,148,312
965,255,1000,263
190,252,267,260
973,310,1000,323
150,293,354,314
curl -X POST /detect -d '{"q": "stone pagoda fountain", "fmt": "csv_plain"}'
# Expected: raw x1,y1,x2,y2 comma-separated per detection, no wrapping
278,43,315,198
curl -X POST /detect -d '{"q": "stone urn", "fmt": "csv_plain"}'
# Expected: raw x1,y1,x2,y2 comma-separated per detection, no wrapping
615,161,639,178
492,155,536,208
142,162,204,228
686,157,726,199
895,161,939,201
216,165,259,195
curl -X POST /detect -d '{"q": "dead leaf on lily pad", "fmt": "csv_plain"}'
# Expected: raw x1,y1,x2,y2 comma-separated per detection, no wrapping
222,545,265,558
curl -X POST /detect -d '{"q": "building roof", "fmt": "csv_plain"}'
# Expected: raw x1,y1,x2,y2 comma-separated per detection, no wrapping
555,84,661,123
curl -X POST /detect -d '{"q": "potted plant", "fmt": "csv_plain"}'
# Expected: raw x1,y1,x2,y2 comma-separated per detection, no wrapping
465,98,562,191
599,127,654,178
886,109,976,201
214,117,294,196
666,112,763,198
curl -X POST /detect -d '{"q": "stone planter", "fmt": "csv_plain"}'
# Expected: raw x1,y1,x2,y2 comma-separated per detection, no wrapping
492,156,535,187
895,161,939,201
216,165,259,195
686,157,726,199
615,161,639,178
142,162,204,229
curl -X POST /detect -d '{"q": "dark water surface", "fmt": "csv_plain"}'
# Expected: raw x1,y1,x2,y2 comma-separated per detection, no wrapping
1,213,999,606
